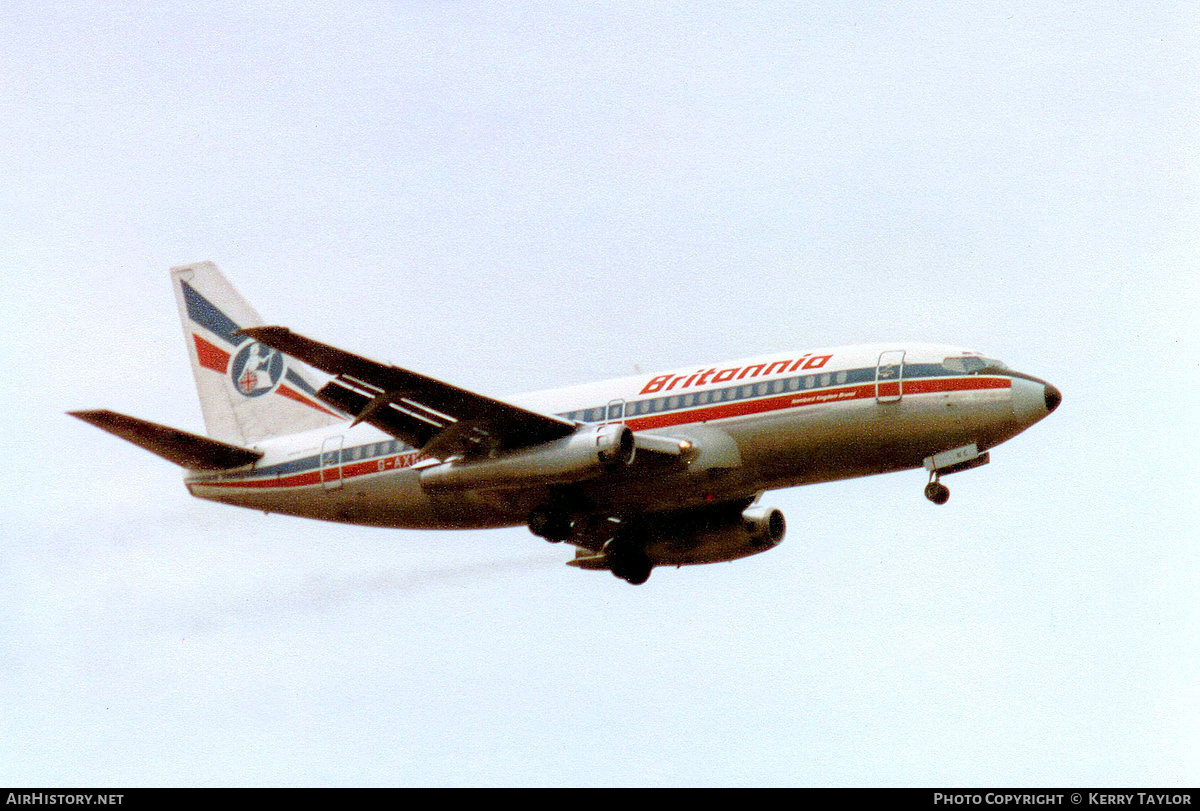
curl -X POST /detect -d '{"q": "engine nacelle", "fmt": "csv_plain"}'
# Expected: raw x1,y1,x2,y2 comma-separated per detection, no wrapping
419,422,634,492
644,504,786,567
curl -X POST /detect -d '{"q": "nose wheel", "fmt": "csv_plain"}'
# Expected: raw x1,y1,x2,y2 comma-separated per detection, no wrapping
924,474,950,505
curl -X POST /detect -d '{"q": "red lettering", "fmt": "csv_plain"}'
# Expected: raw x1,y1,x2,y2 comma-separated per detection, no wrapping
641,355,832,395
640,374,672,395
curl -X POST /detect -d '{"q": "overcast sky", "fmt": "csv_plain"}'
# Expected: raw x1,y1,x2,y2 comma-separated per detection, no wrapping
1,1,1197,786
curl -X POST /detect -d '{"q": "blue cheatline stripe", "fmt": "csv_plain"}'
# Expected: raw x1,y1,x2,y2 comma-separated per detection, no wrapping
182,281,246,347
560,363,974,422
189,438,415,482
285,368,320,396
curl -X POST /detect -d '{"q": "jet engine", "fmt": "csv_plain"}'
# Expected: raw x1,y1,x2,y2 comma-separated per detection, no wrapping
642,502,787,567
419,422,635,492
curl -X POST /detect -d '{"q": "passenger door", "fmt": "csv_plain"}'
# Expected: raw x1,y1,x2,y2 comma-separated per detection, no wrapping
320,435,344,490
875,350,905,403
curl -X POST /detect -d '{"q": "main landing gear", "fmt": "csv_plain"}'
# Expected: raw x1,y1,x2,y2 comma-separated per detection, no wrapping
924,473,950,505
527,506,573,543
603,533,653,585
535,506,654,585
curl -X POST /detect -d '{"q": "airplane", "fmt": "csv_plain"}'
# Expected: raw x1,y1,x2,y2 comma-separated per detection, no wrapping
70,262,1061,585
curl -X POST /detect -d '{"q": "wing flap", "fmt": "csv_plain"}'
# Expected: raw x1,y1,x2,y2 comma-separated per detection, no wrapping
240,326,576,454
317,380,443,449
69,410,263,470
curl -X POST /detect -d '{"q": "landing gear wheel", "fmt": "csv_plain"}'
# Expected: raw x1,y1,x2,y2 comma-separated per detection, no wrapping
528,507,572,542
924,481,950,505
616,555,652,585
603,536,653,585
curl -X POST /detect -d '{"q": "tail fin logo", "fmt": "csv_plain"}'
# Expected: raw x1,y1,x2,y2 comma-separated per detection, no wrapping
180,276,341,418
230,342,284,397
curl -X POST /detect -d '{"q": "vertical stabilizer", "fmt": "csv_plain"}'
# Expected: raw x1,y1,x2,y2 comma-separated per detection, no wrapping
171,262,343,444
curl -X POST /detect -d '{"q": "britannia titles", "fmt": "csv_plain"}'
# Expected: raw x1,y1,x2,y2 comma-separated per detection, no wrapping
639,354,833,396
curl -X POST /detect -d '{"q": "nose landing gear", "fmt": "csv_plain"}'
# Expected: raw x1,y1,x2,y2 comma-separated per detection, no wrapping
922,443,990,505
924,475,950,505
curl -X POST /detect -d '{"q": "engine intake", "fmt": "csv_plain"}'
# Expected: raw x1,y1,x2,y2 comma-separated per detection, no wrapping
741,504,786,546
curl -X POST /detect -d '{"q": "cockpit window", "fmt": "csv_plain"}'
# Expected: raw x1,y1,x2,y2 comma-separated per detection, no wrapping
943,356,1008,374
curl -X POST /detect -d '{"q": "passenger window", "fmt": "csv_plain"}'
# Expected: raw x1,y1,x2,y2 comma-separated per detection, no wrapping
836,371,847,384
804,376,814,388
820,373,831,386
668,396,679,409
698,390,709,404
684,393,695,407
756,382,768,395
788,377,799,391
773,379,784,393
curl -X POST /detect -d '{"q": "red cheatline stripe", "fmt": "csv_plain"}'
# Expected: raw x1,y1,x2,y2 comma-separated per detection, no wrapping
624,376,1010,432
193,334,230,373
192,453,420,490
276,384,343,418
625,385,865,431
191,376,1011,490
195,471,323,490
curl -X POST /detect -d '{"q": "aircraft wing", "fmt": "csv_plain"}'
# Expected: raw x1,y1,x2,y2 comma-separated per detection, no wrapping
240,326,576,456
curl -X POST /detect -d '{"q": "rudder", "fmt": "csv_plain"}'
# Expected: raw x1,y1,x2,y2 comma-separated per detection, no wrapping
171,262,343,444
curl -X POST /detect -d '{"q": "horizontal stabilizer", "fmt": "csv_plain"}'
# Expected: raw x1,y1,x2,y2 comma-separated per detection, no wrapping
69,409,263,470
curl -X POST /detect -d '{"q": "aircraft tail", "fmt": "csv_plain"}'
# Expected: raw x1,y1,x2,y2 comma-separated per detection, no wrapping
171,262,344,445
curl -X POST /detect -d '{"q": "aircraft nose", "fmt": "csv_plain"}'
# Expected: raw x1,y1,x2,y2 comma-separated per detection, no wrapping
1044,383,1062,413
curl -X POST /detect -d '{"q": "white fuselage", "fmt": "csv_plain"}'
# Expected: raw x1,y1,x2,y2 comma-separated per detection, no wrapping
184,342,1056,529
